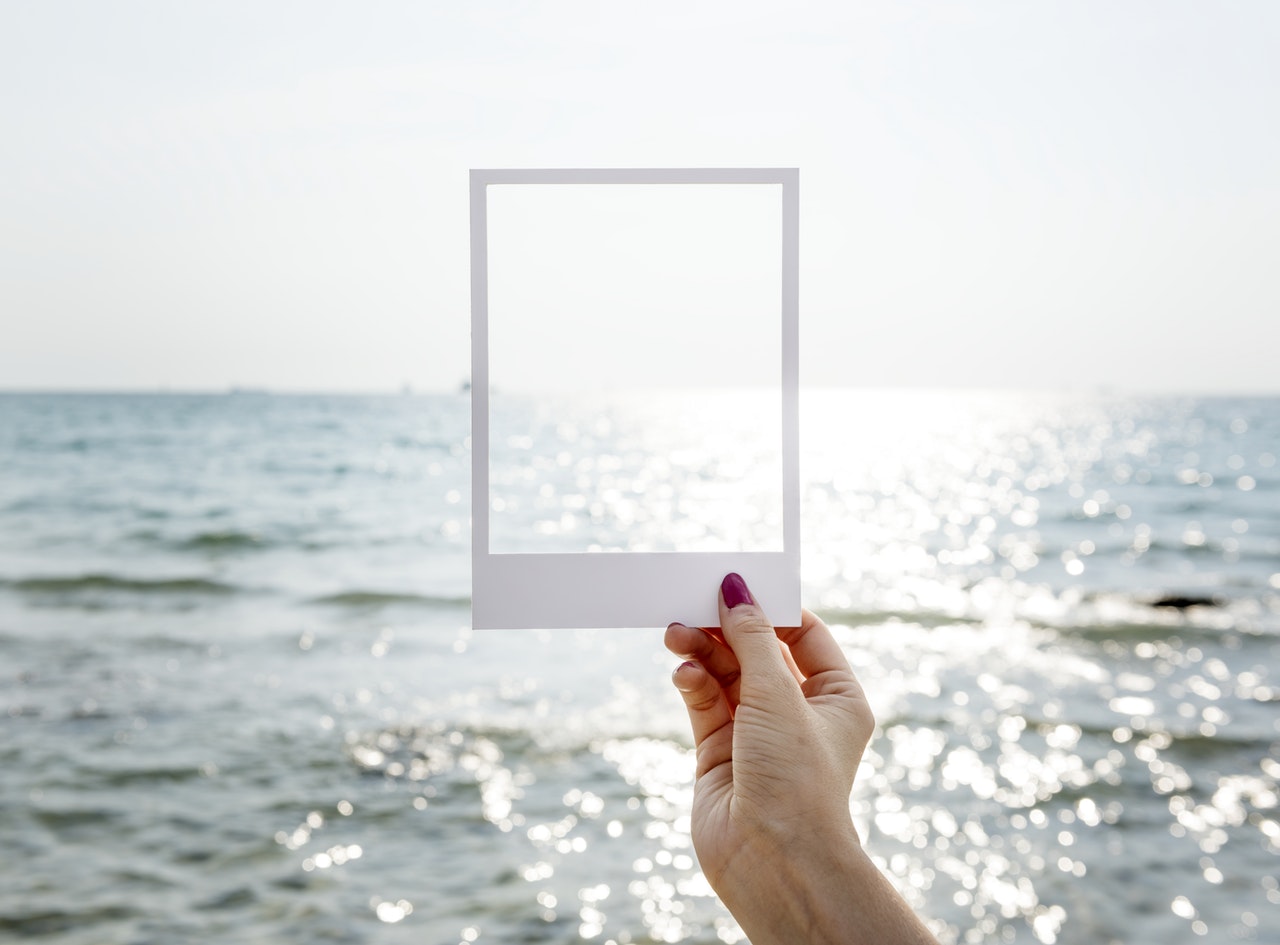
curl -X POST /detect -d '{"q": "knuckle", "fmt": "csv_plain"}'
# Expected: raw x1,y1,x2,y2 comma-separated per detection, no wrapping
685,689,722,714
726,609,776,638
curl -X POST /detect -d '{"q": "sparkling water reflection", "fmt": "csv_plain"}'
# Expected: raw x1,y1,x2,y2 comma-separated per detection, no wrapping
0,391,1276,943
488,390,785,554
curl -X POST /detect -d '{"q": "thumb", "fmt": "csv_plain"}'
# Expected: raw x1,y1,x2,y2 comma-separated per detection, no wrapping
718,573,797,701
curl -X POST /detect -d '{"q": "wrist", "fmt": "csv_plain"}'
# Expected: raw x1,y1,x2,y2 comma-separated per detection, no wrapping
715,819,865,944
712,818,934,945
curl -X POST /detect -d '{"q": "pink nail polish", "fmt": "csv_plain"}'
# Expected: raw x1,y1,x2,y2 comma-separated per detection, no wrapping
672,660,698,683
721,572,754,609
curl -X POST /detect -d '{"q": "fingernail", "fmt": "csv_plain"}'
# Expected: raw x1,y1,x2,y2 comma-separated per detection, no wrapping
721,572,754,609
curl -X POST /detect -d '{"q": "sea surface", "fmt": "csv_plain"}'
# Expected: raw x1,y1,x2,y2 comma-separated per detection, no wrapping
1,390,1277,945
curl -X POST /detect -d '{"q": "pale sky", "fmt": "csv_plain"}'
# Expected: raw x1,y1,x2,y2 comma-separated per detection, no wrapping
487,181,783,392
2,1,1277,393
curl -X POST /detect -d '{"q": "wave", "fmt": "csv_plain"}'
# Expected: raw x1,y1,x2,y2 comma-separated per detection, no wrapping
814,606,985,629
816,587,1275,642
76,763,213,788
308,589,470,608
0,905,141,936
177,529,266,551
6,574,239,595
1046,621,1233,644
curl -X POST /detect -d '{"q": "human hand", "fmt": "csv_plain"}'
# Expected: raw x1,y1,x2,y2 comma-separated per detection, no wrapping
665,573,935,945
665,573,872,896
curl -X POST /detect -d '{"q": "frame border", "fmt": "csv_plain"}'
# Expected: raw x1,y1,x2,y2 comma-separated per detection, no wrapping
471,167,799,629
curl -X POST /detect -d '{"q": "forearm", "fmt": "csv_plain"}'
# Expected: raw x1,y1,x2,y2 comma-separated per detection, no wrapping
716,823,937,945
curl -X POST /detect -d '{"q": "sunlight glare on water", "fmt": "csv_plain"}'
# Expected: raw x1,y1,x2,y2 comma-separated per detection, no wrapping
1,391,1277,943
488,389,784,554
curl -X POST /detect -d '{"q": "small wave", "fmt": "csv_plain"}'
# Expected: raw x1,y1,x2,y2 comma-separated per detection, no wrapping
816,606,985,629
178,530,266,551
81,764,211,788
1146,593,1221,610
30,806,126,830
815,593,1256,642
309,589,470,608
1142,538,1235,557
195,886,259,911
1155,729,1279,758
1049,621,1229,643
0,905,140,936
7,574,238,595
344,720,540,781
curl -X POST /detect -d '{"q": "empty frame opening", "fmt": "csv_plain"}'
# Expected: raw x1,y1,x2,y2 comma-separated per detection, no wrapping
484,182,785,554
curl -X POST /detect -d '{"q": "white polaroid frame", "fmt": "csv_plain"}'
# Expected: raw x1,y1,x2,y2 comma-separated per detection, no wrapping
470,167,799,630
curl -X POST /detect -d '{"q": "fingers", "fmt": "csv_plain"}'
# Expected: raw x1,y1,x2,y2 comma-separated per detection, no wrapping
716,579,859,704
783,609,871,713
670,659,734,775
717,573,799,698
779,638,805,686
665,622,743,706
777,608,854,681
672,576,862,724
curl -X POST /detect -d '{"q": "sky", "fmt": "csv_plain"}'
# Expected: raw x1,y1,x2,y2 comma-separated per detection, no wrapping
2,0,1277,393
487,181,783,392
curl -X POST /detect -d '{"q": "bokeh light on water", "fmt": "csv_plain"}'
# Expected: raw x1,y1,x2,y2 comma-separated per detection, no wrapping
1,390,1277,943
488,389,784,554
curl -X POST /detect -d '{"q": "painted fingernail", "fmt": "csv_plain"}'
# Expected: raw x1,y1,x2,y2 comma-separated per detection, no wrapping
721,572,754,609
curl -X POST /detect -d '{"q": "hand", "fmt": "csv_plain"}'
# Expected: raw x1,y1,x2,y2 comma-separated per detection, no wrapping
666,573,872,875
665,573,935,945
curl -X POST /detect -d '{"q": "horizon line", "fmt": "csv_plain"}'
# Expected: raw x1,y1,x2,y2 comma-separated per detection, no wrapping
1,384,1278,398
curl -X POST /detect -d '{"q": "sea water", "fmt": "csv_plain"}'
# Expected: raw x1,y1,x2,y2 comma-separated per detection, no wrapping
1,390,1276,944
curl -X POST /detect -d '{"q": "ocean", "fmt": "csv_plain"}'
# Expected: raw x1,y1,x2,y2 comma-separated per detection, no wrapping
1,390,1276,944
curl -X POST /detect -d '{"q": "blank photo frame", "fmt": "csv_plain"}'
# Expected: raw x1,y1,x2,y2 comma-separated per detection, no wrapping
470,168,799,630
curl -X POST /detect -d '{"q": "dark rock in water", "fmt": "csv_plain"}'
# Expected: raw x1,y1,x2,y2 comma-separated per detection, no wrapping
1149,594,1221,610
